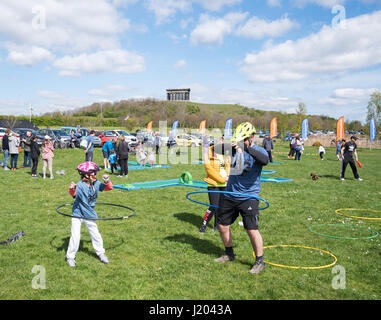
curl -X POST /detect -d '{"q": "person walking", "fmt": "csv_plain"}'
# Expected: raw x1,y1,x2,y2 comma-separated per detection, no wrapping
294,136,303,161
30,135,40,178
340,136,363,181
2,128,10,170
8,132,20,171
288,134,296,159
115,135,129,177
22,130,32,168
154,132,161,155
41,135,54,179
213,122,269,275
262,135,274,163
319,144,326,160
199,141,231,234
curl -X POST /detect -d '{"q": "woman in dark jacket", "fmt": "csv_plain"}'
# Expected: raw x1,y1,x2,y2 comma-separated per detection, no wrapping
116,135,129,177
30,135,40,177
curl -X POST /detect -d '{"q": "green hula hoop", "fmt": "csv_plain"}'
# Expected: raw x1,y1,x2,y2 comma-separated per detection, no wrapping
308,224,379,240
180,172,193,184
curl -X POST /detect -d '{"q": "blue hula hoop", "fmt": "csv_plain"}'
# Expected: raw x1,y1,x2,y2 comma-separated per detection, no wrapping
186,190,270,211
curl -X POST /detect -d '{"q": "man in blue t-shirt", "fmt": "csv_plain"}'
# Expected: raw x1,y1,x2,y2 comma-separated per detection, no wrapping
214,122,269,275
85,130,96,162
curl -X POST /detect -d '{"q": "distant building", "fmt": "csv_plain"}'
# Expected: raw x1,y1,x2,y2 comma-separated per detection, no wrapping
166,88,190,101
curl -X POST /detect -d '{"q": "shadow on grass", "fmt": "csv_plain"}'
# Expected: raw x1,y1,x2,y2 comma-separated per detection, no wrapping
173,212,204,228
164,233,221,257
50,236,124,260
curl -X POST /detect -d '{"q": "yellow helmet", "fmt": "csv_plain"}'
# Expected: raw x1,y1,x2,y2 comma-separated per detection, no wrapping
232,122,256,143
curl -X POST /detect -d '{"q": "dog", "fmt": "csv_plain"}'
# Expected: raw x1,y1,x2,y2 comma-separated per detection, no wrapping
310,173,319,181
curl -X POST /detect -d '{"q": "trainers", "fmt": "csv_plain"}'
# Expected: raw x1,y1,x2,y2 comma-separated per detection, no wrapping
199,225,207,234
340,178,345,181
249,260,266,274
67,258,76,268
99,254,109,264
214,254,235,263
357,178,363,181
4,167,10,171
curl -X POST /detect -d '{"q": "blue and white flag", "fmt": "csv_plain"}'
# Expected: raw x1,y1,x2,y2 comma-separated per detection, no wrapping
301,118,309,140
370,118,376,142
171,120,179,138
224,118,233,139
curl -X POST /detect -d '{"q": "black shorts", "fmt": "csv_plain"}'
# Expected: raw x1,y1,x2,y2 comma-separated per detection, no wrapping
217,195,260,230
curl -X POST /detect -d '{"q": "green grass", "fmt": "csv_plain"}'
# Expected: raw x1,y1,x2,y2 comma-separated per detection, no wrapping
1,143,380,300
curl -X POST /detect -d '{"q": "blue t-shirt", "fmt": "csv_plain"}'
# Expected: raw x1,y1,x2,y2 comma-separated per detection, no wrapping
72,180,106,219
102,140,114,153
226,145,267,200
86,136,95,152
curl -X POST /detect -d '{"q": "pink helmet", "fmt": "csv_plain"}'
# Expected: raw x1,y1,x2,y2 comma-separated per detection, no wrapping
77,162,100,176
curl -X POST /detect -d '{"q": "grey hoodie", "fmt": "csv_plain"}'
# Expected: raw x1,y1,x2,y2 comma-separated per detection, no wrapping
8,136,20,154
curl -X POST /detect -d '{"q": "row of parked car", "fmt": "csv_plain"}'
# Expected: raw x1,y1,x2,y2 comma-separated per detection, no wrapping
1,126,215,150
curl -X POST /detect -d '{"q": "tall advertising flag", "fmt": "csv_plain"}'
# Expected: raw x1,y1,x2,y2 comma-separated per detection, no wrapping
199,120,206,134
337,117,344,142
171,120,179,138
370,118,376,142
301,119,309,140
270,118,277,138
224,118,232,139
147,121,153,132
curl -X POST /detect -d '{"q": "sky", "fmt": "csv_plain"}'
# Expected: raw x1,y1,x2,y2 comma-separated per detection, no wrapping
0,0,380,123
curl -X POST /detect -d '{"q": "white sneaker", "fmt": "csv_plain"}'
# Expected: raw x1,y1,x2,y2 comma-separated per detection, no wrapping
4,167,10,171
99,254,109,264
357,178,363,181
340,178,345,181
67,258,76,267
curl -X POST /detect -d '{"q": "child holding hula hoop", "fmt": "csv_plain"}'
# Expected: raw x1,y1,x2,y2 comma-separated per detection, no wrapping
66,161,113,267
214,122,269,274
199,141,231,234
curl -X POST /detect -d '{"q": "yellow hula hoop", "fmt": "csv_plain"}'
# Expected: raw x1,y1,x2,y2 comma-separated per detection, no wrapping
253,244,338,270
335,208,381,221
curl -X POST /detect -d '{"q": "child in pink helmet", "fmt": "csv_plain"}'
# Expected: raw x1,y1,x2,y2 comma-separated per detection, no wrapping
66,162,113,267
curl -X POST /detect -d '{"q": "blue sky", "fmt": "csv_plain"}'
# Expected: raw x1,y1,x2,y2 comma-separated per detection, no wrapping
0,0,380,123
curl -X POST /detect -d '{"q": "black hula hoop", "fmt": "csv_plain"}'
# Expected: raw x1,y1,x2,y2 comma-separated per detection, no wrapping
56,202,137,221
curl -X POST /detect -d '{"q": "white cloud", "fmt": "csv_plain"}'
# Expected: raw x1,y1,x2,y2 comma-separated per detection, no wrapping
173,59,187,69
145,0,191,25
235,15,299,39
193,0,242,11
112,0,139,7
333,88,377,99
241,10,381,82
190,12,249,45
53,50,146,76
6,45,54,66
88,84,129,97
267,0,282,7
37,90,66,99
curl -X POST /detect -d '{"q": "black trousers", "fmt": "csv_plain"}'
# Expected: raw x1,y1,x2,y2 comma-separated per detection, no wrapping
119,158,128,176
267,150,273,162
110,163,118,174
203,186,226,228
31,157,38,175
341,157,359,179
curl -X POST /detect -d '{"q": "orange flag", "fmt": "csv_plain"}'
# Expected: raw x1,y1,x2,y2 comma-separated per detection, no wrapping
199,120,206,134
147,121,153,132
336,117,344,142
270,117,277,138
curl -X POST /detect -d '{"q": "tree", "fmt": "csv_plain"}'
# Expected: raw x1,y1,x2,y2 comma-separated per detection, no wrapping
366,90,381,124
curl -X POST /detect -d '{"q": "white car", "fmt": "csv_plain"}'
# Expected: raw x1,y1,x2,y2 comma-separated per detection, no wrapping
109,130,138,145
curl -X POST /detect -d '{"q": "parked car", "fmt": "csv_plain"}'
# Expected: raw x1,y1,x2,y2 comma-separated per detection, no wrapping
175,134,202,147
13,128,43,146
94,130,115,147
109,130,138,146
38,128,71,148
79,135,102,148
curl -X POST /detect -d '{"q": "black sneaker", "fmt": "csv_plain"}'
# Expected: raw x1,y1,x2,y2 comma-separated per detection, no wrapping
199,225,207,234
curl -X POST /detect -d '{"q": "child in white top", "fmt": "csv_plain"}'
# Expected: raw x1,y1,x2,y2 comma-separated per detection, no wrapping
319,145,326,160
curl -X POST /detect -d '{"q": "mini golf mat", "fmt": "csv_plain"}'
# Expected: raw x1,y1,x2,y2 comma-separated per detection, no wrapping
114,176,292,191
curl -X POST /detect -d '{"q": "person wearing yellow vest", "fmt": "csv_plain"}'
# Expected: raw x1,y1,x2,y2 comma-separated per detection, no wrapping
199,142,231,233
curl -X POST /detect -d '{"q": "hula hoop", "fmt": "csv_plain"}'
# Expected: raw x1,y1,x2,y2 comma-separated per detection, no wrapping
56,203,137,221
252,245,338,270
335,208,381,221
186,190,270,210
308,224,379,240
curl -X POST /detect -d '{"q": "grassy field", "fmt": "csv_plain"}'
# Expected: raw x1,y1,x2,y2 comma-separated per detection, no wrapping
1,142,380,300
